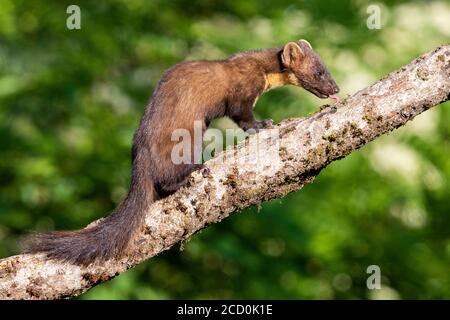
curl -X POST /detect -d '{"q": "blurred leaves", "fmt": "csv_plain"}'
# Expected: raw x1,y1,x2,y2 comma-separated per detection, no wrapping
0,0,449,299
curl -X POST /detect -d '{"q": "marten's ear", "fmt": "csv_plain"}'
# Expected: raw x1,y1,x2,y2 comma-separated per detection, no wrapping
298,39,313,50
281,42,304,68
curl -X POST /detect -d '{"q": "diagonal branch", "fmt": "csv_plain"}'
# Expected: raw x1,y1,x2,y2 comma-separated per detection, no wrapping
0,45,449,300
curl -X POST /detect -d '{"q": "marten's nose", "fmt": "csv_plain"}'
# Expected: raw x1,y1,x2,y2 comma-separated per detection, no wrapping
333,85,340,94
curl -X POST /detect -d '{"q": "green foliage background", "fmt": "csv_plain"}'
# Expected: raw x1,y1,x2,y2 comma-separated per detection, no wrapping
0,0,449,299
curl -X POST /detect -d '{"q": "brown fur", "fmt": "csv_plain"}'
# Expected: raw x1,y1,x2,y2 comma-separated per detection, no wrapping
23,40,339,265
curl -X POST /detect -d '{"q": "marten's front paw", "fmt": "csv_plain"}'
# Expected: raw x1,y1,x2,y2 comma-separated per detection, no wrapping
260,118,274,128
252,119,273,131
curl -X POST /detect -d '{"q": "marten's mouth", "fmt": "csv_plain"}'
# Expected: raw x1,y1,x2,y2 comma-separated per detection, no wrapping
310,89,328,99
303,83,336,99
316,88,339,99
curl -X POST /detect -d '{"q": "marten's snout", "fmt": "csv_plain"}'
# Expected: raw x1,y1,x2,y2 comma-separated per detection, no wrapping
331,83,339,94
326,78,339,96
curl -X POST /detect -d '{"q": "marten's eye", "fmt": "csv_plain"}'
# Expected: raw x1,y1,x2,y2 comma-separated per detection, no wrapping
315,70,323,77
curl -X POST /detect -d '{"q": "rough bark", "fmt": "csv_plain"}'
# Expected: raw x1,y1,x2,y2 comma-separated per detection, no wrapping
0,45,449,300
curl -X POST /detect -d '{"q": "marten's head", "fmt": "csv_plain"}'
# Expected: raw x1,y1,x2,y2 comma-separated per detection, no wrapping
281,40,339,99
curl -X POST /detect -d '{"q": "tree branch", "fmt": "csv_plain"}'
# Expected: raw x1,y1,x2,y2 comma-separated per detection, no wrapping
1,45,449,300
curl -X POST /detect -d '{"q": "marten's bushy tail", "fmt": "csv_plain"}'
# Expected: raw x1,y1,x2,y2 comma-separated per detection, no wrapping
23,183,155,265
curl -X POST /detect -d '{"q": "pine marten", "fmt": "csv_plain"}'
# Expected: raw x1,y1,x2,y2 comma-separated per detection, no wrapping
23,40,339,265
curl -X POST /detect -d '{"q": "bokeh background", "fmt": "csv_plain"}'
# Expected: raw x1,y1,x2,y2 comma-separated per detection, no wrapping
1,0,449,299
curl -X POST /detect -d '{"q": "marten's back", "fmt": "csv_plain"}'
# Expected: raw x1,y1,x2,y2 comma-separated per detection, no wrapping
149,60,231,128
